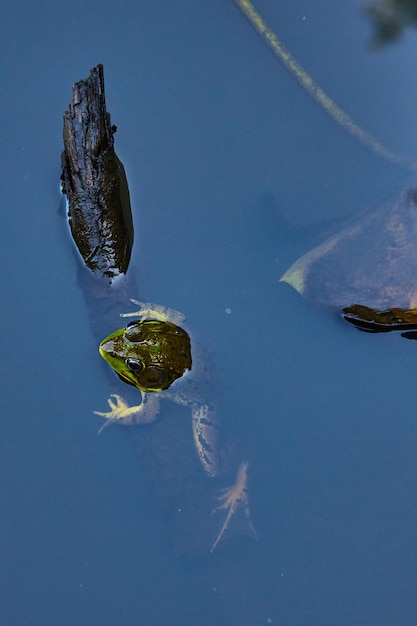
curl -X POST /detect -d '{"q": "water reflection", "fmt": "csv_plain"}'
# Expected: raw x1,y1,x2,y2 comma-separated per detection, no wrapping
3,0,417,624
366,0,417,46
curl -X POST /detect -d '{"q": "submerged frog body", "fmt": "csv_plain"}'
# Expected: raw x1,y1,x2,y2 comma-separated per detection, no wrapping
94,299,257,551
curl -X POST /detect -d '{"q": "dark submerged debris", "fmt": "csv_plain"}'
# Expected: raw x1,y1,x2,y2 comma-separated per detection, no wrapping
343,304,417,334
365,0,417,47
61,64,134,281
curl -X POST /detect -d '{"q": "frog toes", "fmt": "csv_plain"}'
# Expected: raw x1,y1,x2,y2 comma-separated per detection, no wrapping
120,299,186,325
94,390,160,430
210,461,258,552
96,419,113,435
93,393,130,430
93,394,127,417
120,298,147,319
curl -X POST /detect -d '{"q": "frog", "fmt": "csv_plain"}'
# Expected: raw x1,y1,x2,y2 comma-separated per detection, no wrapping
94,299,258,552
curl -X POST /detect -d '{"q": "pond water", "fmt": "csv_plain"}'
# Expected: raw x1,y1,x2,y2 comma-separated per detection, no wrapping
2,1,417,624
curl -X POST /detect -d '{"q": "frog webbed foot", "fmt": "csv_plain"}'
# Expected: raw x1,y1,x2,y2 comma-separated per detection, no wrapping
93,391,161,434
120,298,186,325
211,460,258,553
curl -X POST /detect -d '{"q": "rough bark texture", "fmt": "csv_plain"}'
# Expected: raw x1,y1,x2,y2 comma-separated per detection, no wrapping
61,64,134,281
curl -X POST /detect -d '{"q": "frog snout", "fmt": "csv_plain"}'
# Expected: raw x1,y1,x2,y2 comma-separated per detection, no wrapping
99,339,115,356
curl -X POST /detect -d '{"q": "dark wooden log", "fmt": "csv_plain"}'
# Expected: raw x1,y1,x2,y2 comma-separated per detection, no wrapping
61,64,134,281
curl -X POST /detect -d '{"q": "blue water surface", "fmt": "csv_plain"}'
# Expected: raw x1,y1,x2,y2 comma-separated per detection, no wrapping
2,1,417,624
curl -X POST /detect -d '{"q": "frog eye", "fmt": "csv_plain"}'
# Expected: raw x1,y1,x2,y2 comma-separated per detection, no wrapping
125,358,144,372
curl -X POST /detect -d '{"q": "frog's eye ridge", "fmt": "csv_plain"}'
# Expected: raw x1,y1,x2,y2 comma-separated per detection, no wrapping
125,357,144,372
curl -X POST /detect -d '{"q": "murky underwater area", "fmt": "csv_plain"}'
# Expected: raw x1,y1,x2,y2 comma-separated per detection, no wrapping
2,0,417,624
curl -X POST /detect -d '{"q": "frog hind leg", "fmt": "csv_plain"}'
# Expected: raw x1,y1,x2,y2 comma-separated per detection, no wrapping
211,460,258,553
191,404,222,478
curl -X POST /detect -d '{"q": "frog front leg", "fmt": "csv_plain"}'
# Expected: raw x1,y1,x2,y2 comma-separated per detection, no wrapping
94,390,161,434
120,298,185,325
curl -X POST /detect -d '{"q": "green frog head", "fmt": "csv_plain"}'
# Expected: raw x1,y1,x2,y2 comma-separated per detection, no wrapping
99,318,192,392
